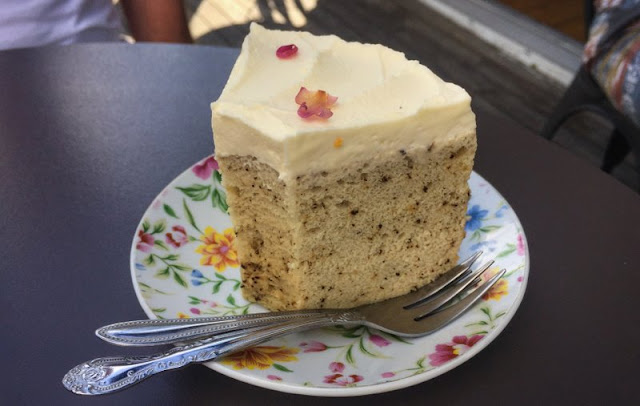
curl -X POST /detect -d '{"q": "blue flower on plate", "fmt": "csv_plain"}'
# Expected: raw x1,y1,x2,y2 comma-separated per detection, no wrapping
191,269,204,286
135,263,146,271
191,269,204,278
465,205,488,231
495,204,509,218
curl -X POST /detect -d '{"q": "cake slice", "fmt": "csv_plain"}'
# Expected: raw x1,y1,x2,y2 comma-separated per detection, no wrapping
211,23,476,311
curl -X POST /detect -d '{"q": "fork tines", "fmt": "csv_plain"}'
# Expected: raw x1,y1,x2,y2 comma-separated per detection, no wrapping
402,252,504,323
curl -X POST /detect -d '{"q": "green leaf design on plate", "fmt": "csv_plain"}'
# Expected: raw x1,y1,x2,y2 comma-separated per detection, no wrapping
380,331,413,345
177,184,211,201
358,337,376,357
212,282,222,294
142,219,150,233
345,345,355,366
156,267,170,279
272,364,293,373
479,225,500,233
151,219,166,234
143,255,155,266
497,243,516,258
163,204,179,219
154,240,169,250
183,199,202,234
213,170,222,183
172,263,192,271
211,189,229,213
226,294,236,306
173,271,188,288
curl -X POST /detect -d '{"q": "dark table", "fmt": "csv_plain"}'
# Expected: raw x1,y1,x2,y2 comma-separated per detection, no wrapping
1,44,639,405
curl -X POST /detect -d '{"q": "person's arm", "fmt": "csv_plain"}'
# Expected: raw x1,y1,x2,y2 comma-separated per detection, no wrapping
120,0,193,43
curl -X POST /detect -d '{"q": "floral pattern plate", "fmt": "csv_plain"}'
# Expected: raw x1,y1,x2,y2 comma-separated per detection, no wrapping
131,155,529,396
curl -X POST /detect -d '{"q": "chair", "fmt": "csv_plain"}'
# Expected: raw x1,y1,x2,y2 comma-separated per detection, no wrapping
540,1,640,186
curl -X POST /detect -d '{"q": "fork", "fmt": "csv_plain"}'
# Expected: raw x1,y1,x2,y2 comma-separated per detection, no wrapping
63,253,504,395
97,252,493,346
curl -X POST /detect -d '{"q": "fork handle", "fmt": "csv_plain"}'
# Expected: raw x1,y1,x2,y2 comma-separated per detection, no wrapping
96,309,339,346
64,314,360,395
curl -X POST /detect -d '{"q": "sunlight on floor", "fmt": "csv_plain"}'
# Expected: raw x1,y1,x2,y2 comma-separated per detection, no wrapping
190,0,317,40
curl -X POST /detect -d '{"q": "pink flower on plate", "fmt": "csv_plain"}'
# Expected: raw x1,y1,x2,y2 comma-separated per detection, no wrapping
166,225,188,248
369,334,391,347
428,335,484,366
517,234,525,256
381,372,395,378
299,341,328,353
267,375,282,381
322,362,363,387
136,230,154,252
192,156,219,180
323,373,364,387
190,307,201,315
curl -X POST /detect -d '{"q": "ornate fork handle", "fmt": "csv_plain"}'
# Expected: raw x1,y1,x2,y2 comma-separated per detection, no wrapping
63,311,362,395
97,309,336,346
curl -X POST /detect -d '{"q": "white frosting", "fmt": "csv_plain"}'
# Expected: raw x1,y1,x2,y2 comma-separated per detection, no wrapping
212,23,475,180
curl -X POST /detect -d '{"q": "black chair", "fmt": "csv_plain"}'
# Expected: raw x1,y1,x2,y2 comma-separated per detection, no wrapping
540,1,640,186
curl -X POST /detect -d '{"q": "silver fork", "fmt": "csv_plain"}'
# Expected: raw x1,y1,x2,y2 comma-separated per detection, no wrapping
63,253,504,395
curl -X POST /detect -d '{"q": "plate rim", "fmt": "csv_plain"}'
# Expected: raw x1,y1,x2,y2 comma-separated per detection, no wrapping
129,158,530,396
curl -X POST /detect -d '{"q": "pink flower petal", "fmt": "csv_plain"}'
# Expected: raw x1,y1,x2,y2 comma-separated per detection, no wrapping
323,373,342,384
467,334,484,347
350,374,364,383
369,334,391,347
193,156,219,180
136,242,152,253
429,352,456,366
381,372,395,378
300,340,328,353
295,87,337,119
329,362,344,373
452,335,469,345
517,234,525,255
276,44,298,59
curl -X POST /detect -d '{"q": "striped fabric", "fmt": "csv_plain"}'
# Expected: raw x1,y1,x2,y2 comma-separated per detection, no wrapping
583,0,640,127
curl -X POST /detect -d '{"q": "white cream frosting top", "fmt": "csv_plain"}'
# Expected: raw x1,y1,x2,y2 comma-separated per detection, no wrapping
212,23,475,179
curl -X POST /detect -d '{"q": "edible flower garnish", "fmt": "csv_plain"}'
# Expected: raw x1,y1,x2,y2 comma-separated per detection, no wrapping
276,44,298,59
295,87,337,119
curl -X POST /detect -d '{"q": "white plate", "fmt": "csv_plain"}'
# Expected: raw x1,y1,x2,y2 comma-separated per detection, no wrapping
131,155,529,396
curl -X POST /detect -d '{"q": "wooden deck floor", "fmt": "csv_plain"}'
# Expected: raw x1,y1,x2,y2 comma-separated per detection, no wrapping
184,0,638,191
496,0,586,42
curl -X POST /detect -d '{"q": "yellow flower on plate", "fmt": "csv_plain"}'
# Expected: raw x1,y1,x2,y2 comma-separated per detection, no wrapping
220,346,300,370
481,267,508,301
177,312,190,319
195,226,239,271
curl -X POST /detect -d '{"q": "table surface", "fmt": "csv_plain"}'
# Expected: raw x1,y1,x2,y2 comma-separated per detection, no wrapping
1,43,639,405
